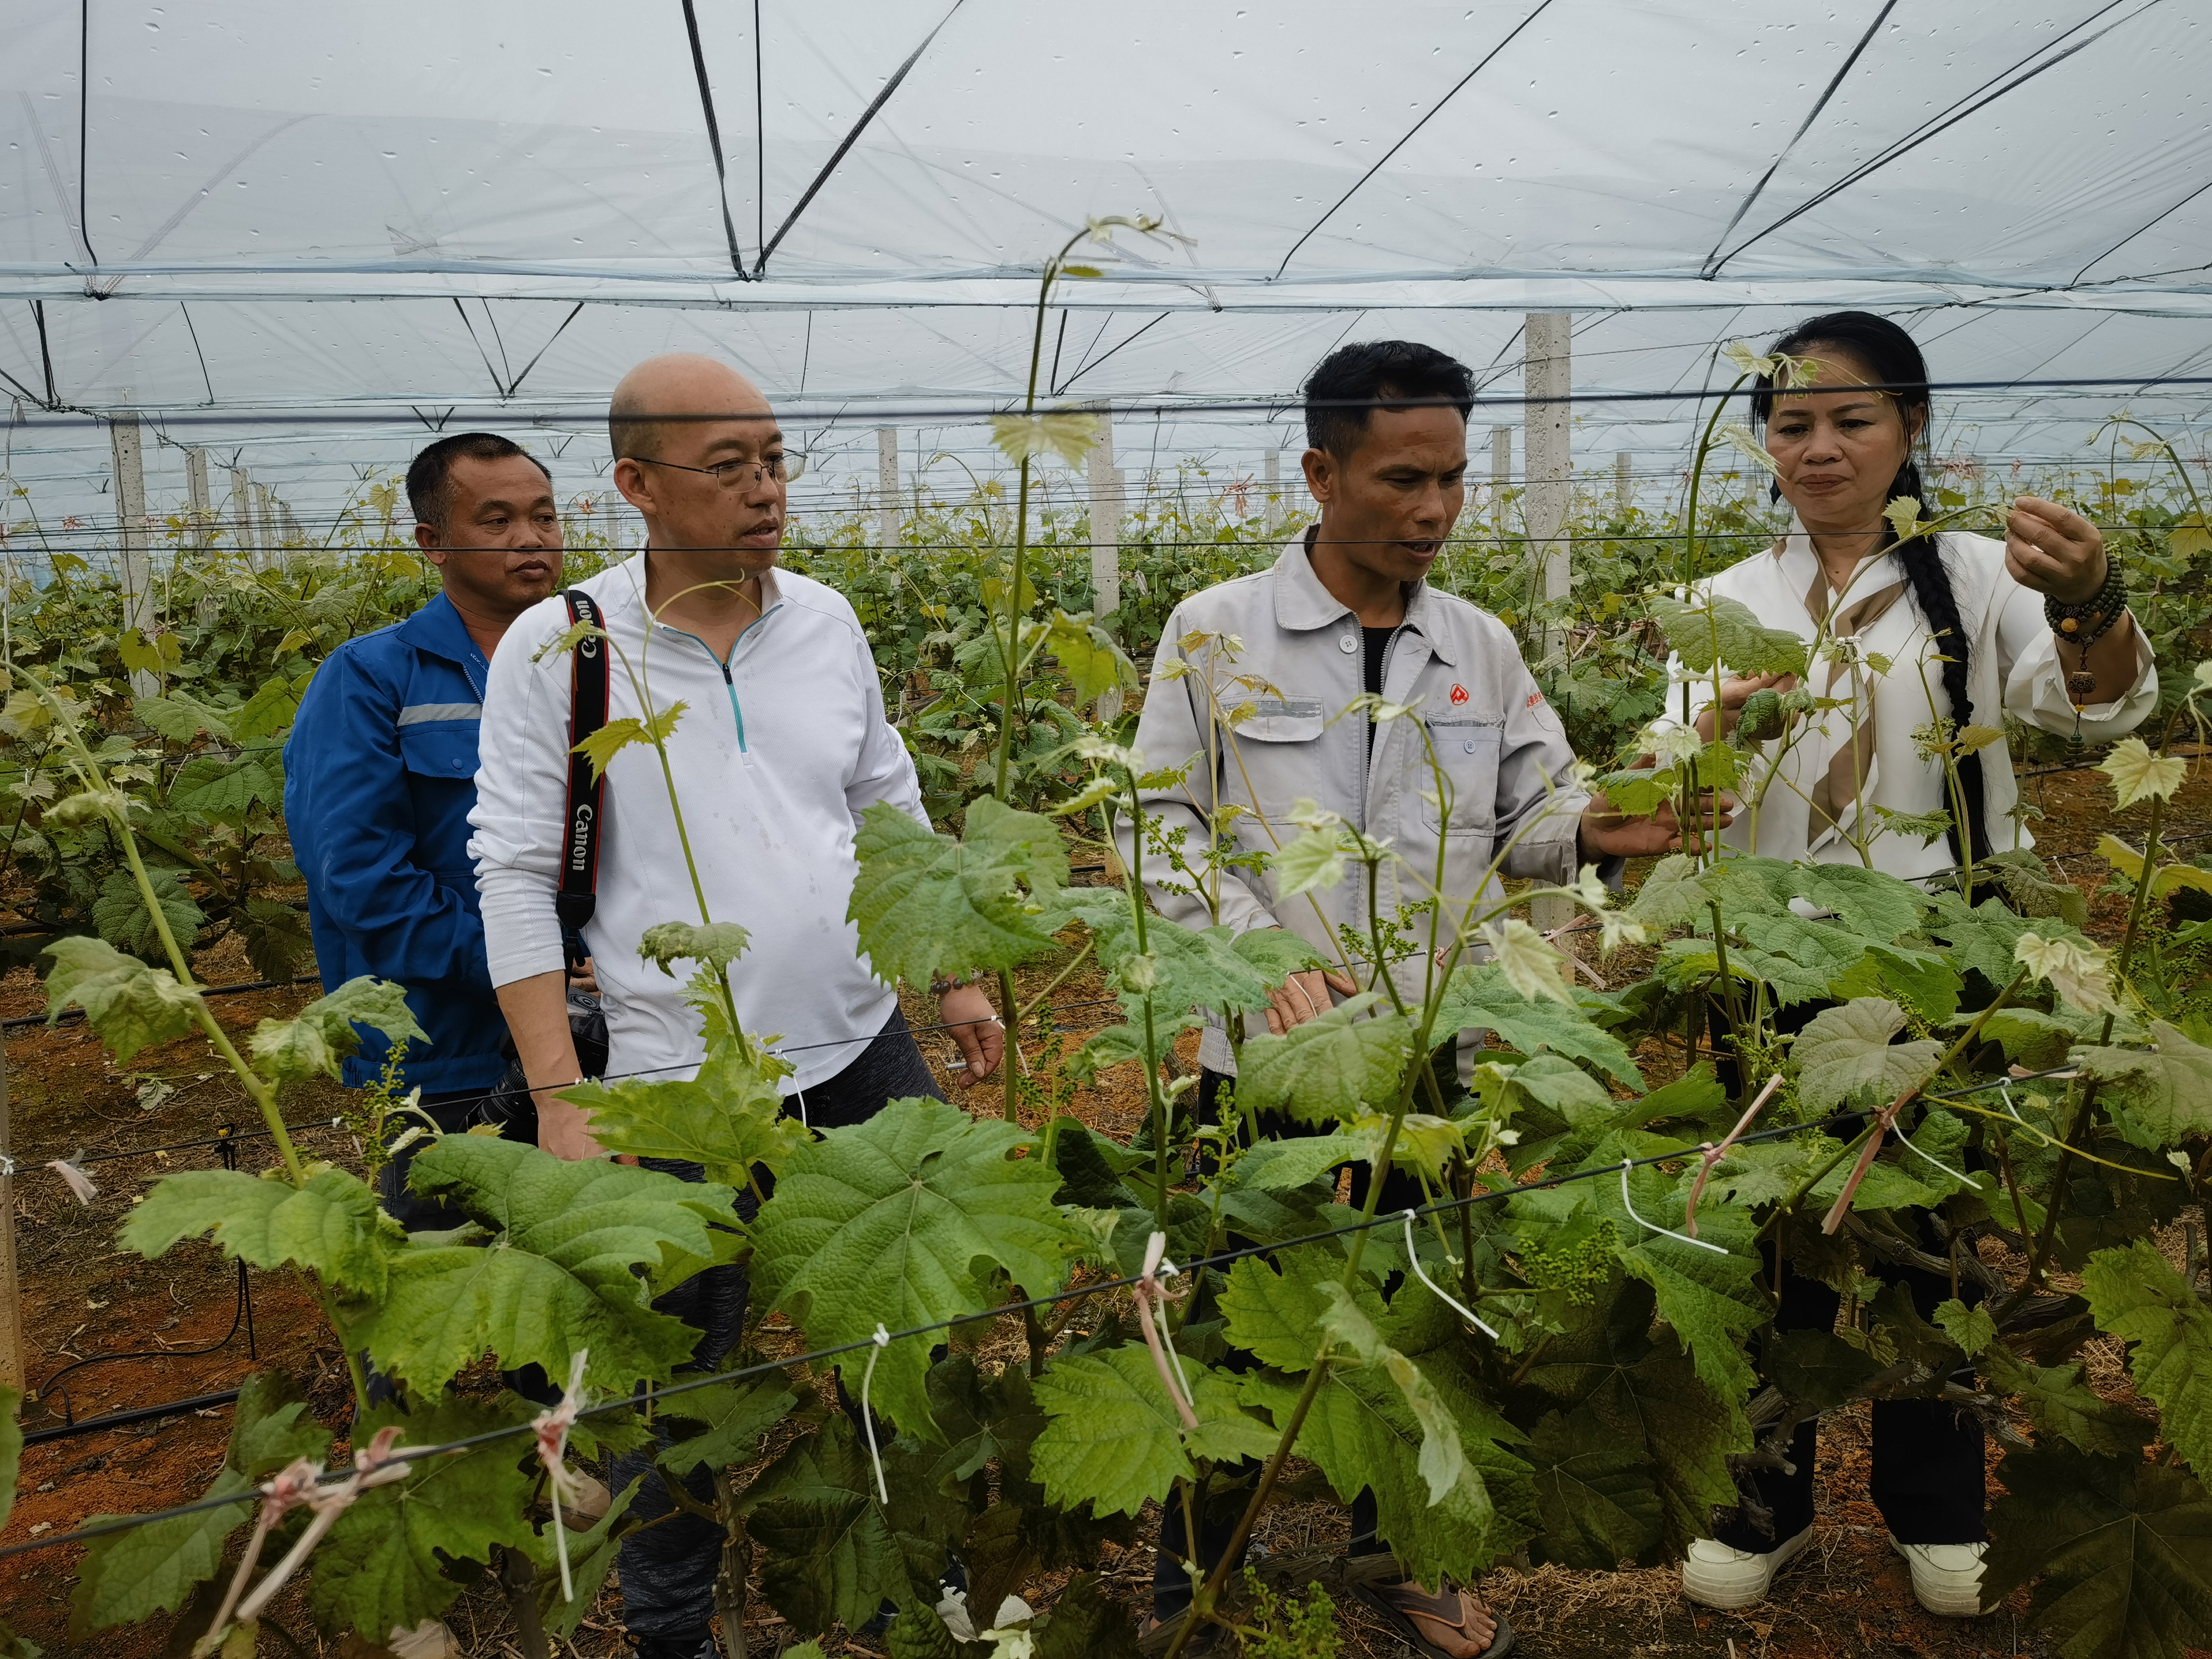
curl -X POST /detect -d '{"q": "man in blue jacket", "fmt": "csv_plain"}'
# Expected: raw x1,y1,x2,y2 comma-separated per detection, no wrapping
286,431,565,1226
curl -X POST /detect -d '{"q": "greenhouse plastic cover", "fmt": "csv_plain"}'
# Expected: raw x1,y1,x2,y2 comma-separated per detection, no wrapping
4,0,2210,516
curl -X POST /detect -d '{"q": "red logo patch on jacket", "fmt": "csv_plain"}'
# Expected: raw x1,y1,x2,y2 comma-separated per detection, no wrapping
1527,691,1544,709
1448,684,1469,705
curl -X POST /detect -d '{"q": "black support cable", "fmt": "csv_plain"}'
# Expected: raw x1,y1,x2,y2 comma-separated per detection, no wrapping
1698,0,1899,278
1271,0,1558,280
752,0,966,278
679,0,751,284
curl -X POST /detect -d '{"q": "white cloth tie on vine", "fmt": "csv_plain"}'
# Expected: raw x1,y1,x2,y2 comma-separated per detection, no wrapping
201,1425,420,1648
1399,1210,1499,1339
1133,1230,1199,1432
1619,1159,1730,1255
531,1350,591,1602
860,1324,893,1505
46,1150,96,1205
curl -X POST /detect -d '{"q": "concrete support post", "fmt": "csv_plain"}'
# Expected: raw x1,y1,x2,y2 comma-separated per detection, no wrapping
0,1036,18,1392
1523,314,1573,938
1263,449,1281,524
185,449,217,623
110,407,159,696
255,484,276,569
1616,450,1633,517
1491,425,1512,537
230,466,255,567
1087,415,1124,723
875,426,900,556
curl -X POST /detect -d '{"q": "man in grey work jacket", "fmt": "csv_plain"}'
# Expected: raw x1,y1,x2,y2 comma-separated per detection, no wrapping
1123,340,1713,1658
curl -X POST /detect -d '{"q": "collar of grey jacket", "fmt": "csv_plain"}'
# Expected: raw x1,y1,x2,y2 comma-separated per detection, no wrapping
1270,525,1461,666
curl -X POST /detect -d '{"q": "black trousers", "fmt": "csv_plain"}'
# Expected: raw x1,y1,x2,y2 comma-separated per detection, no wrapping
613,1005,944,1644
1716,1226,1987,1550
1151,1067,1437,1619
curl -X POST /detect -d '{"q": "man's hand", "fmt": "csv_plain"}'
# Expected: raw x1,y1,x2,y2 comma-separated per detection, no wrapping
567,955,599,995
1265,966,1359,1035
940,983,1005,1084
1579,788,1736,860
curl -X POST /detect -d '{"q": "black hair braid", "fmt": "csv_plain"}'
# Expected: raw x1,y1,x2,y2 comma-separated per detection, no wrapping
1885,458,1991,868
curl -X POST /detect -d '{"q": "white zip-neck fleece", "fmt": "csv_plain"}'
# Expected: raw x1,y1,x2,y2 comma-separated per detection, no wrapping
469,553,926,1091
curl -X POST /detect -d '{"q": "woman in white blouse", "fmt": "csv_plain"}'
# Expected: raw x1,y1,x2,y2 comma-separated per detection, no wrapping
1668,312,2156,1621
1670,311,2156,879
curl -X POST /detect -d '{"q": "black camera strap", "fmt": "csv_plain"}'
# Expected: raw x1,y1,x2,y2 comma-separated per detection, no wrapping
556,589,609,966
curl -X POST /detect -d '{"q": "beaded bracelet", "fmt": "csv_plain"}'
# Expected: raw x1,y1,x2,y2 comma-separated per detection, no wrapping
2044,558,2127,706
929,970,982,996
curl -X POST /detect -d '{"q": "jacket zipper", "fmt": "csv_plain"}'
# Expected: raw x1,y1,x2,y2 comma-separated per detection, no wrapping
661,605,779,754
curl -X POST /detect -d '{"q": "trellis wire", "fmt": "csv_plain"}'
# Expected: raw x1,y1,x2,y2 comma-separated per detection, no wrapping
1,1076,2133,1567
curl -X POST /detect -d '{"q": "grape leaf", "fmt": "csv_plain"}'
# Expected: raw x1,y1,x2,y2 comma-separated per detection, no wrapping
134,691,234,744
1838,943,1963,1024
1792,862,1927,943
1981,1347,2152,1457
1515,1406,1664,1568
1926,891,2038,988
637,919,752,974
1647,593,1808,679
1933,1298,1997,1359
2075,1025,2212,1149
1982,1444,2212,1658
574,701,686,781
249,974,426,1083
849,795,1069,986
1234,994,1413,1124
91,867,204,960
123,1166,395,1297
41,934,204,1061
1230,926,1329,982
1316,1282,1475,1507
750,1098,1082,1433
1730,911,1872,1008
1627,854,1713,930
1220,1131,1367,1193
1526,1151,1766,1401
1222,1244,1344,1372
1790,999,1942,1113
1522,1278,1750,1555
1035,1574,1140,1659
73,1374,326,1634
562,1032,808,1191
309,1394,537,1638
1030,1345,1278,1518
1434,965,1643,1088
1767,1329,1885,1412
658,1375,799,1476
168,752,285,818
1043,609,1136,703
2083,1241,2212,1476
743,1414,975,1634
1056,893,1282,1019
355,1135,741,1395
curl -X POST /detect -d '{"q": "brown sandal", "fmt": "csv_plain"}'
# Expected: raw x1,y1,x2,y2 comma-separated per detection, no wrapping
1352,1580,1515,1659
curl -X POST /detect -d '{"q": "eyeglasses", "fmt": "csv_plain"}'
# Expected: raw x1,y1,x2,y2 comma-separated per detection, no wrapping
635,453,804,488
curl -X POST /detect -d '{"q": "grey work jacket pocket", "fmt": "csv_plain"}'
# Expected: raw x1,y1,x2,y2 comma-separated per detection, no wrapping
1422,718,1502,835
1230,697,1325,744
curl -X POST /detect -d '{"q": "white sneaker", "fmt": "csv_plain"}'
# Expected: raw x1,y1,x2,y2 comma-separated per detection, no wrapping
386,1623,458,1659
1680,1523,1815,1609
1891,1538,1987,1617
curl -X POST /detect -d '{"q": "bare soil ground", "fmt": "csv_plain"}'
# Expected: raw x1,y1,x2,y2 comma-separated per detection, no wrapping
3,760,2209,1658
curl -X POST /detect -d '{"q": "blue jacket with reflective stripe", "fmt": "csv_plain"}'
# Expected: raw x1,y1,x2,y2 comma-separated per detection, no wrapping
284,591,507,1090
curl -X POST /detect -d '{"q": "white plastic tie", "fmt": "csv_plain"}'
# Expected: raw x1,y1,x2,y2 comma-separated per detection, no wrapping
0,1154,15,1177
1400,1210,1499,1339
1134,1231,1199,1431
531,1350,591,1602
47,1151,96,1205
1620,1159,1729,1255
859,1324,892,1505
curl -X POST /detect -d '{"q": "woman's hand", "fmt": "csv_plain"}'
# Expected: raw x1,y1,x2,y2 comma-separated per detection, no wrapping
939,983,1005,1084
2006,496,2106,604
1691,671,1801,743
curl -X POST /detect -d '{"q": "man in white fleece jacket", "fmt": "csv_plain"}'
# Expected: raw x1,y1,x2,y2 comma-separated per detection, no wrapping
467,353,999,1658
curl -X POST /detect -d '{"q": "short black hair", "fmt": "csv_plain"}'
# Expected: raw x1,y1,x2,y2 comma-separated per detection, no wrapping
406,433,552,530
1303,341,1475,459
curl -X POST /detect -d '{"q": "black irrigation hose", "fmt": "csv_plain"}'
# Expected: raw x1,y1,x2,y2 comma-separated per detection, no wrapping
0,1086,2082,1565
